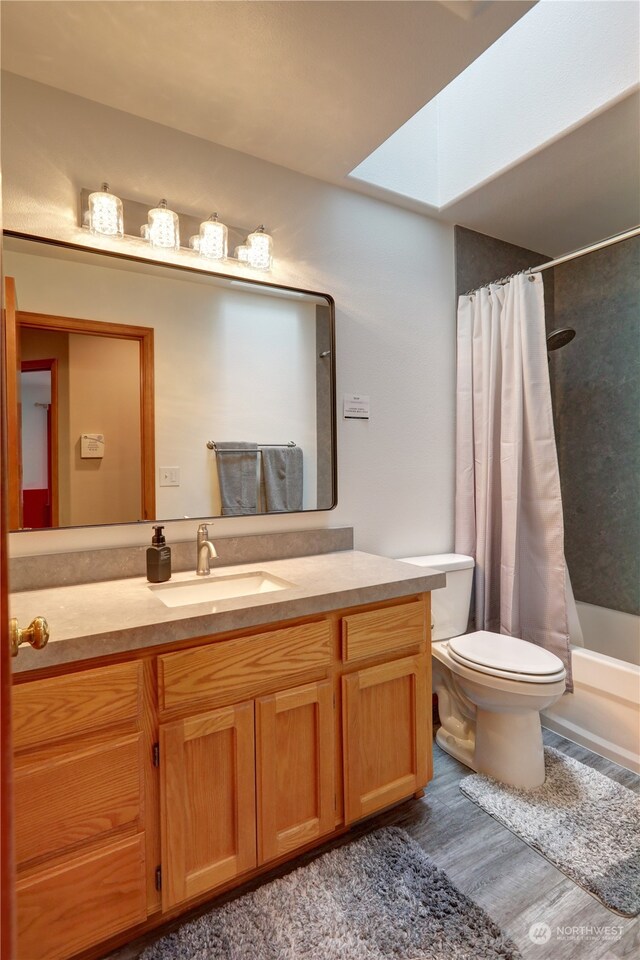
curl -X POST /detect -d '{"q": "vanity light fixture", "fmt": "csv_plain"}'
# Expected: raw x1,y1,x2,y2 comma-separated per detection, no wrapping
199,213,228,260
80,188,273,270
87,183,123,238
247,225,273,271
148,199,180,250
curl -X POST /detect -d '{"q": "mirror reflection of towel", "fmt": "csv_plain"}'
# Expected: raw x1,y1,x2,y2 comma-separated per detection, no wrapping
214,442,259,516
261,446,303,512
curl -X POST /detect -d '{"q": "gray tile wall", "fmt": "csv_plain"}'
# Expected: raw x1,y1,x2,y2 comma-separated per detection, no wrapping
454,225,554,320
551,237,640,615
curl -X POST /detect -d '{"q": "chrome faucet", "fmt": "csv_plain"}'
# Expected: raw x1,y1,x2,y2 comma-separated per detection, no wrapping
196,523,217,576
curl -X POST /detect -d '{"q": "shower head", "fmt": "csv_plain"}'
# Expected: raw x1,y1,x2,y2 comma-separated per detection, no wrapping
546,328,576,352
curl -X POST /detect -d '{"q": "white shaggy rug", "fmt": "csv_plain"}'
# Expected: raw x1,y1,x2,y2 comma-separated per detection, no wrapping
460,747,640,917
140,826,521,959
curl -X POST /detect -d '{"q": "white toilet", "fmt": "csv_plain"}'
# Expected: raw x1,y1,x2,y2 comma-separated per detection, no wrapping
400,554,566,788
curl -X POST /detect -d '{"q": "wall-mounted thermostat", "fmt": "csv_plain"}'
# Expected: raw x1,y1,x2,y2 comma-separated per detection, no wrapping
80,434,105,458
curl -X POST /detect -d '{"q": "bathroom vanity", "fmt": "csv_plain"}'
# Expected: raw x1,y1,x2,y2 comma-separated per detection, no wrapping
10,550,443,960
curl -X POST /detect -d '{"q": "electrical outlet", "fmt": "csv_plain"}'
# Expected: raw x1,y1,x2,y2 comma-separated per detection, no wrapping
159,466,180,487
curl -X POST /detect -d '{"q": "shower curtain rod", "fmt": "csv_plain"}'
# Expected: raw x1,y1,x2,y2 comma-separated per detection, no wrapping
528,224,640,275
466,224,640,296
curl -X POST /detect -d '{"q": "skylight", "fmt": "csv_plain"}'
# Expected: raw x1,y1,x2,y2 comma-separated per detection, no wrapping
349,0,640,210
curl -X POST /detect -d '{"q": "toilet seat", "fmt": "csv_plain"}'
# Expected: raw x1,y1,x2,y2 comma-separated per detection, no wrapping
447,631,566,684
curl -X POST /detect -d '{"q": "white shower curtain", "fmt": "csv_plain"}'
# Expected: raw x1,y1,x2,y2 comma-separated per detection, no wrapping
455,273,572,688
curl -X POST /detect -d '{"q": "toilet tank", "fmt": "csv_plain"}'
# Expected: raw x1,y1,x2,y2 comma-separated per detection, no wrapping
399,554,474,641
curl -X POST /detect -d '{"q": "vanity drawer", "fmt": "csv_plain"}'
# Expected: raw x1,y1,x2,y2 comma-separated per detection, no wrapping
341,600,426,663
14,733,144,867
13,661,142,751
17,833,147,960
158,620,332,711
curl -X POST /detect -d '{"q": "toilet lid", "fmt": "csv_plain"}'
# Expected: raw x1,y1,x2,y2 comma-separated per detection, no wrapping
448,631,566,680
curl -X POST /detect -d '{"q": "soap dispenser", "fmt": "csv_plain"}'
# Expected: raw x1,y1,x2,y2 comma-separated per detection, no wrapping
147,525,171,583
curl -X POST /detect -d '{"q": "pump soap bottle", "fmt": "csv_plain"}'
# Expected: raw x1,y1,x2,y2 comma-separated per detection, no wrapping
147,525,171,583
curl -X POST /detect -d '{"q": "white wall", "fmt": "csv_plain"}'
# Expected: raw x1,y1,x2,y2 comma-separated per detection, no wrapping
2,73,456,560
20,375,50,489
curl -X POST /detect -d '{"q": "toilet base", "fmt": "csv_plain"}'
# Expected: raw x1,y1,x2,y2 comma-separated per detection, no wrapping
475,708,545,788
435,726,477,771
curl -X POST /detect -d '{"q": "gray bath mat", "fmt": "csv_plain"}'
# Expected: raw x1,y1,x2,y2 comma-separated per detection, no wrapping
141,826,520,959
460,747,640,917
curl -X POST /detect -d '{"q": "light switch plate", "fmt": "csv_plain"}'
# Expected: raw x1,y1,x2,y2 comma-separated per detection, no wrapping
159,466,180,487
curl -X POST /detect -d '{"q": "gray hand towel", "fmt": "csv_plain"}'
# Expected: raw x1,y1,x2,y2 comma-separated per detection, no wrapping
214,442,259,516
261,446,303,512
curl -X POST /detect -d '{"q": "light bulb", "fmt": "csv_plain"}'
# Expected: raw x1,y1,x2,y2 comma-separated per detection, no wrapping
199,213,228,260
247,225,273,271
234,242,250,263
148,199,180,250
88,183,123,237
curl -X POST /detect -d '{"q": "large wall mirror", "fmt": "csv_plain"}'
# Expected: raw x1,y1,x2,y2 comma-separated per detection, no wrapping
4,233,336,531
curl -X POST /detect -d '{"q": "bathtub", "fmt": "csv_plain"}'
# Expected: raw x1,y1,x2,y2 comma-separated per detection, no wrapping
541,601,640,773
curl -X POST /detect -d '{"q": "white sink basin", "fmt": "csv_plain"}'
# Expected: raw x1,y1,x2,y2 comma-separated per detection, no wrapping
148,571,295,608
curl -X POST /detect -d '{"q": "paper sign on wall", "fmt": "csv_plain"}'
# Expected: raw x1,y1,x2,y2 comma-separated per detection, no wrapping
343,394,370,420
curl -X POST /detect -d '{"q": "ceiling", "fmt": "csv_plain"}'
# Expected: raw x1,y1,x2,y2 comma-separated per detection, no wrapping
1,0,638,255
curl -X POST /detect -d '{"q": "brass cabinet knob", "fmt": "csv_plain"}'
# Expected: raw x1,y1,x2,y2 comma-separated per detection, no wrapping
10,616,50,658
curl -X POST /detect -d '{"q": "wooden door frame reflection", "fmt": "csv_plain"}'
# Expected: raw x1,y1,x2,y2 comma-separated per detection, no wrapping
20,357,58,528
7,309,155,529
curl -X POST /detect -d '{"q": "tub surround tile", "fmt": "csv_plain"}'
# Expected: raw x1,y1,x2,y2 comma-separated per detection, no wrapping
10,550,444,674
454,225,554,321
9,527,354,593
553,238,640,615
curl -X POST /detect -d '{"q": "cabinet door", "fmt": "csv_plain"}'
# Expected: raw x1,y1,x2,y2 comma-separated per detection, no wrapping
342,655,429,824
256,680,335,863
17,835,146,960
160,701,256,909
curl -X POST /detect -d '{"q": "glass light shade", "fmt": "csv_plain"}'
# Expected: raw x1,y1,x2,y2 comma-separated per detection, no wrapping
199,214,228,260
247,225,273,271
148,199,180,250
88,183,123,237
188,235,200,252
140,224,149,241
234,242,250,263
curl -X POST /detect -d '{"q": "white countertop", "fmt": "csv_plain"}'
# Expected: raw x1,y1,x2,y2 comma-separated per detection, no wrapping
11,550,444,673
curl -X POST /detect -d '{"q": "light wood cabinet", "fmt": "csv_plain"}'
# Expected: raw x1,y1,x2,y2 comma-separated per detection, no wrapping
159,701,257,909
158,620,332,711
12,661,149,960
341,599,425,663
13,594,431,960
14,733,144,866
256,679,335,863
17,835,147,960
342,655,429,824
